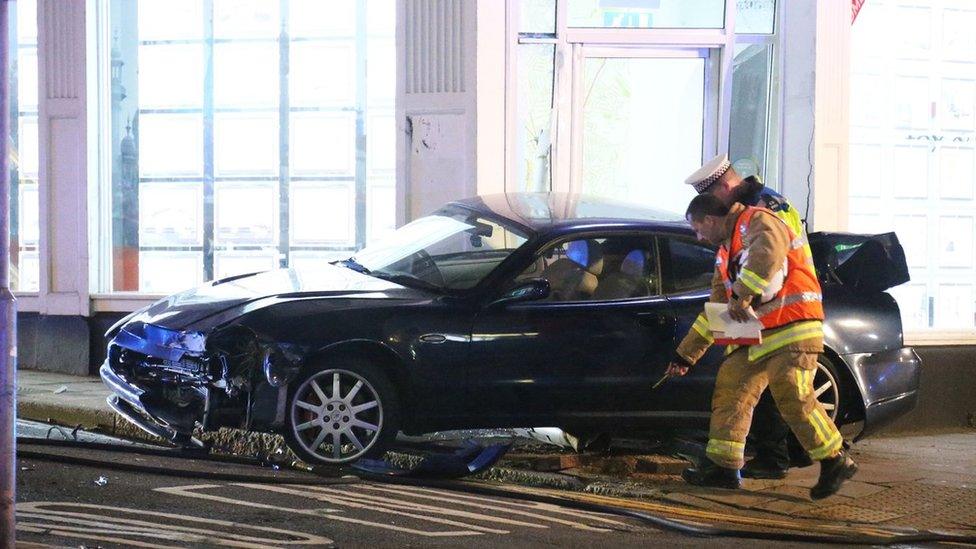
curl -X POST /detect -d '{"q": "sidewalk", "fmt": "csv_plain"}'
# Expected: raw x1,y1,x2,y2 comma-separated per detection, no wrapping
15,368,976,535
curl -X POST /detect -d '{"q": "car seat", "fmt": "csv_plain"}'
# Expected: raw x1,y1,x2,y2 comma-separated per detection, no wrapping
541,240,604,300
592,249,650,300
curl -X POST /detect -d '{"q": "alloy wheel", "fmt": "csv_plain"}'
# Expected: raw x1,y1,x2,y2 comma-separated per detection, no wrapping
290,369,383,464
813,360,841,422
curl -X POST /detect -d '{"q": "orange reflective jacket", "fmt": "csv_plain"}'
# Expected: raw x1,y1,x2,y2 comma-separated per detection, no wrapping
717,206,824,329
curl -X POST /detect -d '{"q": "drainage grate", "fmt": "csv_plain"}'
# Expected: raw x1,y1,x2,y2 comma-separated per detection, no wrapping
806,504,902,524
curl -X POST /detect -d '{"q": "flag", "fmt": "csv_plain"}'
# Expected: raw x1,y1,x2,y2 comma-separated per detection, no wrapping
852,0,866,24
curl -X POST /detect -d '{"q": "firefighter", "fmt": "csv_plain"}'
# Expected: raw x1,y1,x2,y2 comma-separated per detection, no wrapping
683,154,814,480
667,193,857,500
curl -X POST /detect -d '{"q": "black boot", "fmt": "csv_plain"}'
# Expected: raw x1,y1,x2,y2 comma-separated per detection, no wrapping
682,458,741,489
741,455,788,479
810,451,858,500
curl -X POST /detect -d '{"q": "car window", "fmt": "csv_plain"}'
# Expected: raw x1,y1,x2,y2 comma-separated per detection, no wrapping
511,236,660,302
352,208,530,291
661,236,715,294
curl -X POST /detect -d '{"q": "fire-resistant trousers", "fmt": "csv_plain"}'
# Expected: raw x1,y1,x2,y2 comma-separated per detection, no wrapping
705,348,844,470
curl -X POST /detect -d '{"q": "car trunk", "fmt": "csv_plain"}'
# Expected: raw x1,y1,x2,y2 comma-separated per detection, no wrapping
808,232,910,293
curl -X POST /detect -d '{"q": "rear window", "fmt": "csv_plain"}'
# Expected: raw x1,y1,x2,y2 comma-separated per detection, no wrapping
662,236,715,294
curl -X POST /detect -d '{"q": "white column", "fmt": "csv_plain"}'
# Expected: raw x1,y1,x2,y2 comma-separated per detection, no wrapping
779,0,850,232
812,1,851,232
36,0,90,316
396,0,479,223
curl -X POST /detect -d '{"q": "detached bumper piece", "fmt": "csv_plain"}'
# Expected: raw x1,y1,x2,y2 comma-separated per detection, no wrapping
352,439,512,479
100,361,206,450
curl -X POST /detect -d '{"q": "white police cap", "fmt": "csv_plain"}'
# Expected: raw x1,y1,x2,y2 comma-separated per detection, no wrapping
685,154,732,193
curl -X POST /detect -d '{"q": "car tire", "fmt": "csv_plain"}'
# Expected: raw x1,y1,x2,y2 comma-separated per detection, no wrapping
284,358,400,466
813,355,844,423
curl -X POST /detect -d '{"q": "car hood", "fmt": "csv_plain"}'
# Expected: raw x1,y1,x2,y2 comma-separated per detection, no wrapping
126,266,414,331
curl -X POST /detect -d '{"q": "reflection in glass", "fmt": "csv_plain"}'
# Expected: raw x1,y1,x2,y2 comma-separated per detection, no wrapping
138,0,203,41
138,183,203,247
214,43,279,107
368,114,396,174
730,43,772,180
9,0,39,291
139,114,204,177
517,44,555,192
140,252,203,294
579,57,704,214
215,183,277,244
520,0,556,34
290,0,356,37
368,184,397,244
214,114,279,176
291,113,356,175
735,0,775,34
138,44,204,109
213,0,279,39
291,183,355,245
290,42,356,106
214,252,279,280
569,0,724,28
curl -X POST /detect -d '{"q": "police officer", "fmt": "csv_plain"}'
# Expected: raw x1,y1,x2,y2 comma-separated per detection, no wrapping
668,193,857,500
683,154,813,480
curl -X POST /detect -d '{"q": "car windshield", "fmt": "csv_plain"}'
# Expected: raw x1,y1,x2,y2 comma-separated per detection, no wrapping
347,207,531,291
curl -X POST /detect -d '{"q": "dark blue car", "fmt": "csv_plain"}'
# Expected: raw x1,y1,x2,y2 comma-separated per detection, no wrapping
101,193,921,465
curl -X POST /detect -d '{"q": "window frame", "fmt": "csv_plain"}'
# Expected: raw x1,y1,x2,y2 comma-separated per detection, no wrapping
505,0,785,196
504,230,665,305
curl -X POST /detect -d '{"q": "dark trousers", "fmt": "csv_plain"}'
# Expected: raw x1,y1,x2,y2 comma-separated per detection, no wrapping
749,388,813,468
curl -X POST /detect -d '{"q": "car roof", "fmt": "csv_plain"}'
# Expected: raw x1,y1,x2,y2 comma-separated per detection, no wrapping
448,192,690,238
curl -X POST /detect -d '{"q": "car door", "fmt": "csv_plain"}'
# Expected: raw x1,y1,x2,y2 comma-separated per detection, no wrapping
466,234,678,424
658,233,727,414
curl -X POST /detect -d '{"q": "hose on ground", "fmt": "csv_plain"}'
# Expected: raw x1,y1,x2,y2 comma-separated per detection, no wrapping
15,437,976,546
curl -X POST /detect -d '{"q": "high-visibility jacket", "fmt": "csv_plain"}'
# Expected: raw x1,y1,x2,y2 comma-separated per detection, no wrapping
676,202,824,364
718,206,824,329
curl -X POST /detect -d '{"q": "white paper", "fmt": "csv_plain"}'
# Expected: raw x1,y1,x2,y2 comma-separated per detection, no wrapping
705,302,763,339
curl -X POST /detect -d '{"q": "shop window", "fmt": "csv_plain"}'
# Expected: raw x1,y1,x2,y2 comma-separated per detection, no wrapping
850,0,976,333
568,0,725,29
5,0,39,292
729,42,774,181
101,0,395,294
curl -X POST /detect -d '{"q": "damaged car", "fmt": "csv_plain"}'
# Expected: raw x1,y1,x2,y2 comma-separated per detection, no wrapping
101,193,921,465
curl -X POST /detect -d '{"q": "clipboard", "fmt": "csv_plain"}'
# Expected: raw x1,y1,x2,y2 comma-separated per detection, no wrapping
705,302,762,345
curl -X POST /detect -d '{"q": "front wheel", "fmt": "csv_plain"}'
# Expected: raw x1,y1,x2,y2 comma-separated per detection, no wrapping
285,359,400,465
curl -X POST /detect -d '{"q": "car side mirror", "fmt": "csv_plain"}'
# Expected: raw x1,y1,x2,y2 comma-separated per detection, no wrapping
489,279,550,308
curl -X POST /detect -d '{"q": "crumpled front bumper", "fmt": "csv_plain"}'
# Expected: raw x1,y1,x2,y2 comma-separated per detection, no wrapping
844,346,922,440
100,357,208,448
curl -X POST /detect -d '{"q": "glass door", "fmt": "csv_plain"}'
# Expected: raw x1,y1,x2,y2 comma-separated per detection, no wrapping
566,47,718,215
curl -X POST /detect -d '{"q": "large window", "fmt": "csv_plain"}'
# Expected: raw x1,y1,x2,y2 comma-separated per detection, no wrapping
850,0,976,335
6,0,39,292
510,0,780,210
101,0,395,294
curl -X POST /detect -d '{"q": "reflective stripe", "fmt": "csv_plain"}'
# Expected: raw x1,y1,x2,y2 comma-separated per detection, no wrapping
747,321,823,361
796,369,808,398
738,268,768,294
790,237,805,250
754,291,823,316
808,431,843,461
706,439,745,461
809,406,835,445
692,313,713,342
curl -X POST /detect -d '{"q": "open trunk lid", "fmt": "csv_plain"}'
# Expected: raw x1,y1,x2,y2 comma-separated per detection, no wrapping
808,232,910,293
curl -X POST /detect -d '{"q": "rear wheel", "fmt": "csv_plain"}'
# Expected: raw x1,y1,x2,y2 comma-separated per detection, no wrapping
285,359,400,465
814,357,842,422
